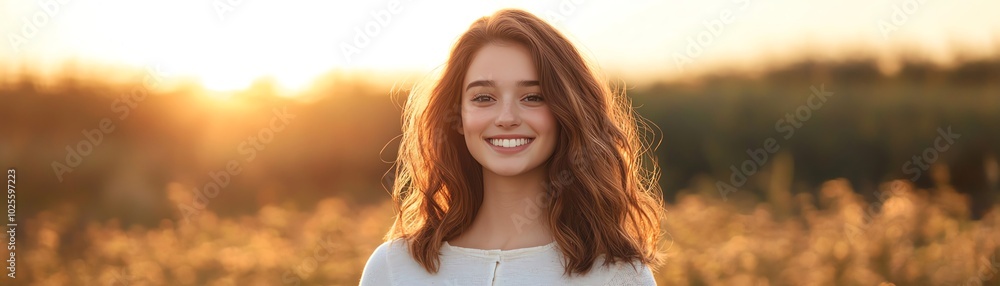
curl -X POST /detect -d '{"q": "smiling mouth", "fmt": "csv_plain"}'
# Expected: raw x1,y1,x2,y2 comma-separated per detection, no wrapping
485,138,534,148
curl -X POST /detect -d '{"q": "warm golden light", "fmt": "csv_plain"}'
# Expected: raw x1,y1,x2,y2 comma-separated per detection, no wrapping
2,0,999,89
3,2,999,285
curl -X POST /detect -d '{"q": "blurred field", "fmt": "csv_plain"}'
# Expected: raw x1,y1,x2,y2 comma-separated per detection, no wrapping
18,178,1000,285
2,58,999,285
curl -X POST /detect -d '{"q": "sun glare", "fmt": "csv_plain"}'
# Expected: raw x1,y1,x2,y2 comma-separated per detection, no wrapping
199,73,254,93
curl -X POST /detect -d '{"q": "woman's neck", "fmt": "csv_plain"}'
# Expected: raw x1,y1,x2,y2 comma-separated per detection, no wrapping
450,166,554,250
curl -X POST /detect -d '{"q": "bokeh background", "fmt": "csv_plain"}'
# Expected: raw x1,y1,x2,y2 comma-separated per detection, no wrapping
2,0,1000,285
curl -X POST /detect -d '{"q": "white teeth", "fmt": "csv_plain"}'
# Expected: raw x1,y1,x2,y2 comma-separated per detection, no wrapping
488,138,532,148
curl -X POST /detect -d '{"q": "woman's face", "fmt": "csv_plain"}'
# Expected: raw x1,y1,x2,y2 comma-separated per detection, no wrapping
460,42,558,177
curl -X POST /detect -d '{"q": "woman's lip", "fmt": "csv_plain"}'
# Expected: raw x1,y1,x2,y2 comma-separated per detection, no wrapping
485,138,532,154
484,136,535,139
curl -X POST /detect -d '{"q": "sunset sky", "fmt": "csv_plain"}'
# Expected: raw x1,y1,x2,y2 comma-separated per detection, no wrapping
2,0,998,91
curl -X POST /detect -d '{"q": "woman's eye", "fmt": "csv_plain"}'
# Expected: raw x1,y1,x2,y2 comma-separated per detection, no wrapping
471,94,494,102
523,94,544,102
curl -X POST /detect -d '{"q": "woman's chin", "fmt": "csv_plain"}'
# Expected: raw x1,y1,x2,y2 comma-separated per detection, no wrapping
482,161,546,178
484,167,528,177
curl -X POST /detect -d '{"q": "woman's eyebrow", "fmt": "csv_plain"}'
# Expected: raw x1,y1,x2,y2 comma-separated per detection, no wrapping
465,80,540,91
465,80,494,91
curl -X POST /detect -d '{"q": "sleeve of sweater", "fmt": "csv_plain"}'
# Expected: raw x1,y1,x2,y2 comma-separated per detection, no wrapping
605,261,657,286
359,241,393,286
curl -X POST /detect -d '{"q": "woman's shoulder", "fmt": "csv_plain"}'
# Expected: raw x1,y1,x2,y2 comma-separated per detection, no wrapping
373,238,409,255
360,239,414,285
368,238,417,266
599,258,657,286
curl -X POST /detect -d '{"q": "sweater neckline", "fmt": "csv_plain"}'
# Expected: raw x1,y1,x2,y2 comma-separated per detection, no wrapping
442,241,558,259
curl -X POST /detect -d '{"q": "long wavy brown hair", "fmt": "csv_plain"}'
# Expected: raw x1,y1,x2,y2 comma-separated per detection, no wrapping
385,8,666,276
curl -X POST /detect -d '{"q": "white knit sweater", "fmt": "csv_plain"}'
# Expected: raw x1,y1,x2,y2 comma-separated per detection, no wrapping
359,239,657,285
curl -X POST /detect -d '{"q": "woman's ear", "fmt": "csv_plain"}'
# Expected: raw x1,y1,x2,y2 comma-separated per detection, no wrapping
456,122,464,135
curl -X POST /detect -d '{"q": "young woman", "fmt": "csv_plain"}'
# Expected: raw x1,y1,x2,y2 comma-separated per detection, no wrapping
361,9,665,285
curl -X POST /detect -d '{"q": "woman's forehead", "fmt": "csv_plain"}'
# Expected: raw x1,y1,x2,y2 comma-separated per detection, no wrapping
463,43,538,87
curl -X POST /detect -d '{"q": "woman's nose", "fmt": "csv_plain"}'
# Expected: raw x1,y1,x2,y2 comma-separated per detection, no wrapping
494,99,521,128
